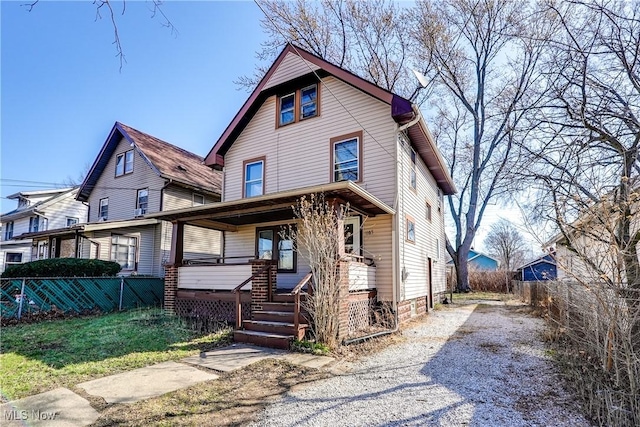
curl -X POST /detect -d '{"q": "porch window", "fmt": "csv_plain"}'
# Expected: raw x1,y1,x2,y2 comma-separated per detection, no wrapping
244,158,265,198
332,131,362,182
116,150,134,176
4,221,14,240
111,235,137,270
406,215,416,243
344,216,361,256
136,188,148,215
29,217,39,233
256,226,296,272
99,198,109,221
410,148,417,190
5,252,22,265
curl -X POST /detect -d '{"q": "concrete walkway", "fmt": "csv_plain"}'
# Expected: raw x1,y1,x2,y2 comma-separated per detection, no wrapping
1,344,333,427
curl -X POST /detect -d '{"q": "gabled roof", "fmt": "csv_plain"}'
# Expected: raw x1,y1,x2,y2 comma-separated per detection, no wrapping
1,187,78,221
204,43,456,195
517,254,557,270
77,122,222,201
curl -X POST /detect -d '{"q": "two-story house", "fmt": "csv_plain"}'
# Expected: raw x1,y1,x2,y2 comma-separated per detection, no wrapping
151,44,456,345
0,187,88,273
20,122,222,276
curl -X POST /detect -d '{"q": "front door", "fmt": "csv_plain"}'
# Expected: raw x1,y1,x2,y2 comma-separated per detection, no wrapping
344,216,361,256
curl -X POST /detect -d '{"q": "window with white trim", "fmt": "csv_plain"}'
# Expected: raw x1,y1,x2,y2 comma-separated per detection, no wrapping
277,84,318,127
5,252,22,266
99,198,109,220
192,193,205,206
66,217,79,227
115,150,134,176
406,216,416,243
29,217,39,233
111,235,137,270
332,133,361,182
244,159,264,198
136,188,148,214
4,221,14,240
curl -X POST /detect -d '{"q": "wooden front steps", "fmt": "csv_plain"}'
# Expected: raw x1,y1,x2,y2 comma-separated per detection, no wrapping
234,293,309,350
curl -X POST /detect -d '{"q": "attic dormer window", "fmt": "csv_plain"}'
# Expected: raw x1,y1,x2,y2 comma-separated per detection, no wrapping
277,84,318,127
116,150,134,177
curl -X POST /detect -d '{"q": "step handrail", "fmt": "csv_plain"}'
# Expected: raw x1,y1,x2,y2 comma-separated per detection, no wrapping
233,263,272,329
292,271,313,333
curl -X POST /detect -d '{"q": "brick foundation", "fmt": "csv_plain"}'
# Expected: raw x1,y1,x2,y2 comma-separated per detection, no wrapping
397,296,428,324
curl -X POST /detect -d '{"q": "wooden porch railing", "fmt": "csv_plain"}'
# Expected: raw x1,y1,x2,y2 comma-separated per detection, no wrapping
233,263,272,329
292,271,313,333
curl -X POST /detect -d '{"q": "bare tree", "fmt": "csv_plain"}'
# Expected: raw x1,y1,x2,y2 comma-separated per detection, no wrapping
411,0,550,291
246,0,419,99
484,219,527,271
522,1,640,423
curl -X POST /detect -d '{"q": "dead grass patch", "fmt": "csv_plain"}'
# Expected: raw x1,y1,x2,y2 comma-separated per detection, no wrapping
91,359,328,427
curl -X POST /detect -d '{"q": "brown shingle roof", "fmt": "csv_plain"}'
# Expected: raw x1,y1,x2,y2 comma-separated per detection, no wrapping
118,123,221,195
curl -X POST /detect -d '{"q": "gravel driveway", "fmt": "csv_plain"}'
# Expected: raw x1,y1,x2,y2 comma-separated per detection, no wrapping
251,300,592,427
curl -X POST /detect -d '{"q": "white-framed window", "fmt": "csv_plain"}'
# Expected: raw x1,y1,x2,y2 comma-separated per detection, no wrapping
4,221,14,240
115,150,134,176
99,198,109,220
136,188,148,214
426,202,432,222
244,158,265,198
410,148,417,190
29,217,39,233
192,193,205,206
332,132,362,182
5,252,22,266
66,217,79,227
111,235,137,270
406,216,416,243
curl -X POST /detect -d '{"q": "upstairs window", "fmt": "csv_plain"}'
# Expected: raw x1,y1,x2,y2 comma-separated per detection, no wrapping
332,131,362,182
244,158,265,198
410,148,417,190
192,193,205,206
406,215,416,243
277,84,318,127
136,188,149,215
116,150,134,176
66,217,79,227
99,198,109,221
4,221,14,240
426,202,432,222
29,217,39,233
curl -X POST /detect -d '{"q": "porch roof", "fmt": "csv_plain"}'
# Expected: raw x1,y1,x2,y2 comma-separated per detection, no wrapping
146,181,394,230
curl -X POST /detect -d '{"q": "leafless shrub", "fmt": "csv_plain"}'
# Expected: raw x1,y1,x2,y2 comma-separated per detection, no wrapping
467,270,513,293
285,194,347,349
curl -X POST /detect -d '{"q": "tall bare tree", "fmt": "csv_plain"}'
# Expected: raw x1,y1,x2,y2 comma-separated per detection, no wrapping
411,0,549,291
484,219,527,271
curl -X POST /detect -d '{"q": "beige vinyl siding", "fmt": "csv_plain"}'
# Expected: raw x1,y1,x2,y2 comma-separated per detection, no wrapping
40,192,89,229
87,137,165,222
84,224,162,276
162,185,219,211
224,219,312,289
156,222,221,266
224,76,397,207
397,136,447,301
362,214,393,301
263,52,321,89
178,264,253,290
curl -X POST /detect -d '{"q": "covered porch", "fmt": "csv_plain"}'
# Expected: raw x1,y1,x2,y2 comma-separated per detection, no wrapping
149,181,395,343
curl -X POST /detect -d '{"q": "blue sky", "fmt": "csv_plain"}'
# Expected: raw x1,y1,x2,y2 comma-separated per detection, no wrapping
1,0,268,212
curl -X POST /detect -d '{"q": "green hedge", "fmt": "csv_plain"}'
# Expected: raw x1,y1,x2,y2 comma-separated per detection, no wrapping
1,258,122,278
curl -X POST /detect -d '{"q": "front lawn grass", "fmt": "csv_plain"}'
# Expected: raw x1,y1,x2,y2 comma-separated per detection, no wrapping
0,308,231,401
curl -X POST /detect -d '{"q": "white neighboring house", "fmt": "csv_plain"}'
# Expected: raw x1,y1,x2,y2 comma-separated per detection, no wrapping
0,187,88,273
